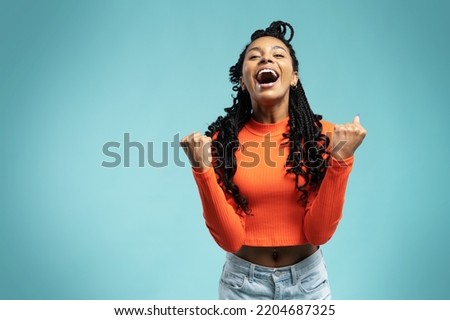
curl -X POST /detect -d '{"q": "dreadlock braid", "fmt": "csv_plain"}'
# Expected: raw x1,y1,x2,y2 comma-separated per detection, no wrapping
206,21,330,214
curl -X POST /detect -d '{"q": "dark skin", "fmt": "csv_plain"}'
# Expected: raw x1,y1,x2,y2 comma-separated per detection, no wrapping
235,245,319,267
181,36,366,267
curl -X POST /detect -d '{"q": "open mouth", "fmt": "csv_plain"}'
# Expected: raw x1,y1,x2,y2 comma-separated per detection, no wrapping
256,68,279,85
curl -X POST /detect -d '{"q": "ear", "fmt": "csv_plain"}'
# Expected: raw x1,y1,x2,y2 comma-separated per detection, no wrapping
240,77,246,91
291,71,299,87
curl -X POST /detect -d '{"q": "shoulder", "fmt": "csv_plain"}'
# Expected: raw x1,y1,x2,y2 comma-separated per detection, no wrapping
319,119,334,135
211,131,220,141
319,119,334,151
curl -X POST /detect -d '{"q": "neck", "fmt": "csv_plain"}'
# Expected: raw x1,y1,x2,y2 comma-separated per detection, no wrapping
251,98,289,124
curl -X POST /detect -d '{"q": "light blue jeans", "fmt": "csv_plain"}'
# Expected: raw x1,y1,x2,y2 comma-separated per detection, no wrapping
219,248,331,300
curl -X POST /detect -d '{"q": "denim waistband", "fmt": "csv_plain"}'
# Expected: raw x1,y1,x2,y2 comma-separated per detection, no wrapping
224,248,324,285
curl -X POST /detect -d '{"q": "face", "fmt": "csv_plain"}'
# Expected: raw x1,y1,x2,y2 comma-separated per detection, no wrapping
240,36,298,108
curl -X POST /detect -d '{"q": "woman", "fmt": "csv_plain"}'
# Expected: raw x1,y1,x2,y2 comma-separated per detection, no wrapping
180,21,366,300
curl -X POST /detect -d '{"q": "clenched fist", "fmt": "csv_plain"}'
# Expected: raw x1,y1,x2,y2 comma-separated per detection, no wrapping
180,132,212,172
331,115,367,160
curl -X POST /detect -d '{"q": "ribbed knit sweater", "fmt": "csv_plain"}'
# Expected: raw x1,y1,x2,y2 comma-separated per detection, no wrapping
193,117,353,253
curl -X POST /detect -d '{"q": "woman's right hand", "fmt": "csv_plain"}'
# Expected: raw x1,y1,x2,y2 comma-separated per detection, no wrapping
180,132,212,172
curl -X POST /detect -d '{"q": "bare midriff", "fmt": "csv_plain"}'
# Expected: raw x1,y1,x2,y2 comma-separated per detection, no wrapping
234,244,319,268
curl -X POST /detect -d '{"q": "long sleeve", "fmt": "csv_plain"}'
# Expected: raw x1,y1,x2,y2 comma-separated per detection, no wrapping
192,167,245,252
303,156,354,245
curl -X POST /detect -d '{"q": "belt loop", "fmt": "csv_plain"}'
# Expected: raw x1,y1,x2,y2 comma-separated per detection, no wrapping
248,263,255,283
290,265,298,285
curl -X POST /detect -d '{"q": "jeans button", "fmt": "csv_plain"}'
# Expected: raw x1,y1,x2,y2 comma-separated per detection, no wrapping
274,270,281,277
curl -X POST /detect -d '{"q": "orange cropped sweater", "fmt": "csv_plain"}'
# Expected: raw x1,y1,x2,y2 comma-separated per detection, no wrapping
192,117,353,253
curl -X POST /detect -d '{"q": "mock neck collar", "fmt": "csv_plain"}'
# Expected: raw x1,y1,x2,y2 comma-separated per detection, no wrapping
245,116,290,137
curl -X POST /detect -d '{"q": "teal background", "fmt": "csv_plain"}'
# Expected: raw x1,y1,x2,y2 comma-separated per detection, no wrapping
1,0,449,299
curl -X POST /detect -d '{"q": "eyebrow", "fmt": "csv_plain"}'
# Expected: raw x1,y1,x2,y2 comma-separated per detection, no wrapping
246,45,288,54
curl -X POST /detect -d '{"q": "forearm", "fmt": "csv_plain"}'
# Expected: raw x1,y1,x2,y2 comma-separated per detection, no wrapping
193,167,245,252
303,156,354,245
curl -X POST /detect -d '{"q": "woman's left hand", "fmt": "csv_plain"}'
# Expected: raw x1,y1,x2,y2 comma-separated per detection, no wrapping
331,115,367,160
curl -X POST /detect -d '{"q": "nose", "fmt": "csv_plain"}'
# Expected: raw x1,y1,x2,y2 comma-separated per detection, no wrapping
259,54,273,64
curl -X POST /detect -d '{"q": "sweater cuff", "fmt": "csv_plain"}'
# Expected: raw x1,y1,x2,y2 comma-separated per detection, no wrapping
192,166,216,182
329,155,354,168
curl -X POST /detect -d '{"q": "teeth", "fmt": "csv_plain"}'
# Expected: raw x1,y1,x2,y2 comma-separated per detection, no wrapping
257,68,279,84
257,69,278,78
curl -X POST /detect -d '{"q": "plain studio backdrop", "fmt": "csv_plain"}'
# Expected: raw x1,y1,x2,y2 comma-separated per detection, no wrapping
1,0,449,299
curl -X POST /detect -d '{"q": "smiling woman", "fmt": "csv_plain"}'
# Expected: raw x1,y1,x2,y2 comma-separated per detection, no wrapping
240,37,298,117
180,21,366,300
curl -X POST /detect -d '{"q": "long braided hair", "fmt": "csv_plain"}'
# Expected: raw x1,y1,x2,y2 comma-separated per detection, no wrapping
206,21,330,214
